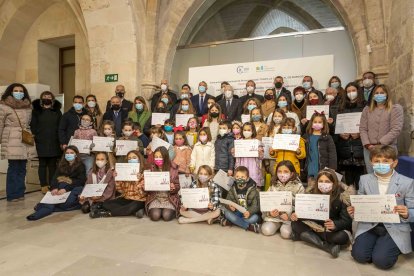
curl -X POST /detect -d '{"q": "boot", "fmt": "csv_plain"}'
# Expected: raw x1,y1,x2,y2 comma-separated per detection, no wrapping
41,186,49,194
90,202,103,212
81,202,91,214
299,231,340,258
136,209,145,219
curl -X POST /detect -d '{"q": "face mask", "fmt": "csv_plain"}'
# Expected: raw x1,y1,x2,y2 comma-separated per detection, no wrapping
274,82,283,89
116,92,124,99
277,173,291,183
373,163,392,175
232,128,241,135
281,129,293,134
210,112,219,118
161,84,168,91
347,91,358,101
123,130,133,137
265,94,274,100
156,107,165,113
181,94,189,99
81,120,91,127
128,158,139,164
312,123,323,130
65,153,76,162
87,101,96,108
252,115,261,122
318,182,333,193
295,94,304,102
243,131,252,138
302,81,311,89
96,160,107,168
273,117,282,124
198,175,209,183
235,178,247,188
224,90,233,99
161,98,169,105
199,86,206,93
103,129,112,136
247,104,256,111
325,95,335,101
164,125,173,132
374,94,387,103
199,135,208,143
219,129,228,136
363,79,373,88
73,103,83,111
189,122,197,128
309,99,319,105
330,82,340,89
175,139,185,146
111,104,121,111
41,99,53,106
12,92,24,100
246,86,255,93
278,101,288,108
154,158,164,167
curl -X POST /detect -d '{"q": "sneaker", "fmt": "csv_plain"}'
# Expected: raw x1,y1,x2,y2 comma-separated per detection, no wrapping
41,186,49,194
247,223,260,233
136,209,145,219
89,209,111,219
81,202,91,214
90,202,103,212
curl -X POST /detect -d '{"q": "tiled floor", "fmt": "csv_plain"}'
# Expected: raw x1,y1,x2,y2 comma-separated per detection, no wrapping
0,192,413,276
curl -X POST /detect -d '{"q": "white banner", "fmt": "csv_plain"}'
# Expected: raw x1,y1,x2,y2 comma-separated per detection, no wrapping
189,55,334,97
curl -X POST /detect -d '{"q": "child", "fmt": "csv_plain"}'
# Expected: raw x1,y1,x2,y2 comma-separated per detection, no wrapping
186,116,199,147
300,91,323,134
291,168,352,258
90,150,147,218
190,127,215,173
27,146,86,220
242,98,261,115
117,121,144,158
146,126,175,164
215,121,235,176
235,122,264,189
231,121,243,140
146,146,180,221
250,107,268,141
179,165,221,224
261,161,304,238
269,118,306,175
79,152,116,213
348,145,414,269
163,119,175,144
267,109,286,135
221,166,260,233
203,103,222,143
276,95,301,133
99,120,116,138
172,131,192,175
303,113,337,183
73,113,97,174
132,122,150,149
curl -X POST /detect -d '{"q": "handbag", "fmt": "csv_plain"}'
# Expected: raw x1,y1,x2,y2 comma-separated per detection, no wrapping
12,109,35,146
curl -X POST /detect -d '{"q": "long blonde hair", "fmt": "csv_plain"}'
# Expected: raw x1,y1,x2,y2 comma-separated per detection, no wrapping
369,84,393,112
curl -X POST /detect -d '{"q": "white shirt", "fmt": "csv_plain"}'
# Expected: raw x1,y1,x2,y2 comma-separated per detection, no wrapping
375,170,394,194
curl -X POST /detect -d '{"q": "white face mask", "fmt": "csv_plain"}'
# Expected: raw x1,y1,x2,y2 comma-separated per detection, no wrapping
325,94,335,101
224,90,233,99
295,94,304,102
243,131,252,138
96,160,107,168
246,86,255,93
161,84,168,91
103,129,112,136
363,79,373,88
123,130,133,137
219,129,228,136
87,101,96,108
347,91,358,101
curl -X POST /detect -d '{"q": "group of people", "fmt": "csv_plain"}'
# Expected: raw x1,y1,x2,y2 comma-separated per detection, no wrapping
0,71,412,270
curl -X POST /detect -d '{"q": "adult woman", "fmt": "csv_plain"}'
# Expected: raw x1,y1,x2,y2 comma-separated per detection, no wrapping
273,95,300,133
85,94,103,129
128,96,152,136
291,86,307,120
31,91,62,194
261,88,276,120
203,103,223,143
328,76,345,99
359,84,403,173
242,98,262,115
0,83,36,201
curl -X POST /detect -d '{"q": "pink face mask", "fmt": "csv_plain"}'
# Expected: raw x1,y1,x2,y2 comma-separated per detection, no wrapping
312,123,323,130
175,139,185,146
277,173,291,183
199,135,207,143
154,158,164,167
189,122,197,128
232,128,241,135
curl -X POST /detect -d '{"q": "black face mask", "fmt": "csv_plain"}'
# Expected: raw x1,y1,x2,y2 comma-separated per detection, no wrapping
264,94,274,100
116,92,124,98
275,82,283,89
111,104,121,111
41,99,53,106
156,108,165,113
210,112,219,118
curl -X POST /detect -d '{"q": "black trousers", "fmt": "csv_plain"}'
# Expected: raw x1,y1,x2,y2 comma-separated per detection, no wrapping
292,220,349,245
38,157,58,187
341,165,365,190
102,197,145,216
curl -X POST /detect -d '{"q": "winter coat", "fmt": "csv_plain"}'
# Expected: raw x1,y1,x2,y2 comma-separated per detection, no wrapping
303,133,337,171
214,133,235,172
269,137,306,174
172,145,192,174
190,141,215,172
58,107,88,145
128,109,152,136
226,179,260,215
50,161,86,191
31,99,62,157
0,96,36,160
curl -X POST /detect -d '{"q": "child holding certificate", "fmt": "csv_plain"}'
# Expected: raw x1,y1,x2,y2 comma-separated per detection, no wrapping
186,116,199,147
179,165,221,224
221,166,260,233
117,121,144,157
261,161,304,238
80,152,116,213
250,107,268,141
290,168,352,258
172,131,192,175
348,145,414,270
27,146,86,220
90,150,147,218
146,147,180,221
190,127,215,173
73,113,97,174
234,122,264,189
146,126,175,166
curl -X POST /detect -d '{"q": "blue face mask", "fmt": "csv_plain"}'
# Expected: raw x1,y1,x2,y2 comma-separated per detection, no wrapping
181,105,189,111
128,158,139,164
199,86,206,93
330,82,340,89
373,163,392,175
161,98,169,105
13,92,24,100
247,104,256,111
73,103,83,111
374,94,387,103
278,101,288,108
65,153,76,162
281,129,293,134
164,125,173,132
135,103,143,111
302,81,311,89
181,94,189,99
252,115,261,122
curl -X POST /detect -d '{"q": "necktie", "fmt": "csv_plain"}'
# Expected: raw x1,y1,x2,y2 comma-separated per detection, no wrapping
226,100,230,109
200,96,204,113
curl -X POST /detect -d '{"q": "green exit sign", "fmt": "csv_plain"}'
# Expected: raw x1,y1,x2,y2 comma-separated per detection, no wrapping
105,74,118,82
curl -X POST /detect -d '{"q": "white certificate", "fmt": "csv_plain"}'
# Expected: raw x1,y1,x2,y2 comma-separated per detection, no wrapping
179,174,193,189
144,171,171,191
213,169,234,191
262,137,275,159
80,184,108,198
115,163,140,181
115,140,138,156
259,191,293,212
272,134,300,152
306,105,330,120
234,139,259,157
151,113,170,125
181,188,209,209
219,198,247,213
92,136,114,152
241,114,250,124
335,112,362,134
69,137,92,154
350,195,400,223
175,114,193,127
40,191,71,204
150,136,171,152
295,194,330,221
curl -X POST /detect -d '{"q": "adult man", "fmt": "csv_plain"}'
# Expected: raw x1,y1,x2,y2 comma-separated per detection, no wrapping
103,96,128,137
58,95,87,149
105,84,133,113
150,79,178,111
190,81,214,117
239,80,264,106
361,71,377,104
218,84,242,122
215,81,239,102
302,76,324,99
273,76,292,102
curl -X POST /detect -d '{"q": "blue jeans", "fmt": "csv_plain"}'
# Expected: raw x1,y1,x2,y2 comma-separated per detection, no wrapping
223,209,259,229
80,154,93,175
352,226,401,270
6,160,27,201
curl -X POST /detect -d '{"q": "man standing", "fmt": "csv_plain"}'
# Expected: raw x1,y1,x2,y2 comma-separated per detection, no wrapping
361,71,377,105
191,81,214,117
150,79,178,111
103,96,128,137
302,76,324,99
105,84,133,113
58,95,87,149
218,84,242,122
273,76,292,102
239,80,264,106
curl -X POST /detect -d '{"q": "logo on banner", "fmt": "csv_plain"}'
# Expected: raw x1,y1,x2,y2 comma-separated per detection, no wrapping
256,65,275,72
236,66,249,74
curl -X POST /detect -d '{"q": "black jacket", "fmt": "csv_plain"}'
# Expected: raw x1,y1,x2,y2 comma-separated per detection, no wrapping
303,133,337,171
31,99,62,157
105,98,133,113
312,196,352,231
58,107,88,145
275,87,292,102
103,109,128,137
218,98,242,122
50,162,86,191
191,93,215,117
239,93,264,106
215,93,239,102
214,133,235,171
150,90,178,111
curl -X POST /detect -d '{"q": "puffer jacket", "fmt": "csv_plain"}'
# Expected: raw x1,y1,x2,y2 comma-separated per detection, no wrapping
226,178,260,215
0,96,36,160
190,141,215,172
214,133,234,172
269,137,306,174
303,133,337,171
